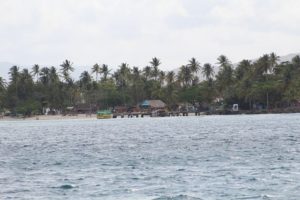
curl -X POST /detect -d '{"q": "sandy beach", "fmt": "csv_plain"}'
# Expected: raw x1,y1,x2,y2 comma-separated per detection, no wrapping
0,114,97,121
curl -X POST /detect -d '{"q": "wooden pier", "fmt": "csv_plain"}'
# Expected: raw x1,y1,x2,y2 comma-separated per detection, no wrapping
112,111,206,118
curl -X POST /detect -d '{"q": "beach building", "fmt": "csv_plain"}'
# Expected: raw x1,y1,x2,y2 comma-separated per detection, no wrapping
140,100,166,110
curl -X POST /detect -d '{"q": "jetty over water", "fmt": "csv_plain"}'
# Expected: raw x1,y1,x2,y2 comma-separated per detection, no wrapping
112,110,204,118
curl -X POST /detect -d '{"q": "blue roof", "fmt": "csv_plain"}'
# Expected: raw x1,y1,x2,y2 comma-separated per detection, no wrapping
141,100,150,106
140,100,166,108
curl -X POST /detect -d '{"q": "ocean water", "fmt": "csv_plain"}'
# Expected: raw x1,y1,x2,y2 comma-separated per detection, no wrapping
1,114,300,200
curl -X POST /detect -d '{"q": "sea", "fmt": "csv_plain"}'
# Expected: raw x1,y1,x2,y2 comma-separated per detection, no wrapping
0,114,300,200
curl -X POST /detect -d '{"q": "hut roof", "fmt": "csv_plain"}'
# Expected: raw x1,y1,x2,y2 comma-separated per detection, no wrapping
141,100,166,108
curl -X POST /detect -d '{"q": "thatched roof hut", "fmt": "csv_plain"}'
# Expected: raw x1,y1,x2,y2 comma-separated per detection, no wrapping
141,100,166,109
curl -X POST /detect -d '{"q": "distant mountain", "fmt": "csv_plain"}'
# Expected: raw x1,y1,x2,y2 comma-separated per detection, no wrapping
241,53,300,65
278,53,300,62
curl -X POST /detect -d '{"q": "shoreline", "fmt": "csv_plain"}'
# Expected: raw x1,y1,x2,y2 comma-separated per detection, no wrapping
0,114,97,121
1,111,300,121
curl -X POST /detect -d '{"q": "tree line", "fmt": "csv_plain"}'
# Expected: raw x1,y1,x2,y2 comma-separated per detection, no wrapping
1,53,300,116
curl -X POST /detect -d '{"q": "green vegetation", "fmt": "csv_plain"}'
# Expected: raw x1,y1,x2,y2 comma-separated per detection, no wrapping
1,53,300,116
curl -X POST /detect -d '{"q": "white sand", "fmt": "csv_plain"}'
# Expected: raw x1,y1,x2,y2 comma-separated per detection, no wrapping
0,114,97,121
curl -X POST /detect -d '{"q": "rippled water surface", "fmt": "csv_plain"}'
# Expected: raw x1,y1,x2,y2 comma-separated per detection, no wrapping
1,114,300,199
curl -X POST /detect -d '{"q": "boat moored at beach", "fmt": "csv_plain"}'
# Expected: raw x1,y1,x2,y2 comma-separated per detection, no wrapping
97,110,112,119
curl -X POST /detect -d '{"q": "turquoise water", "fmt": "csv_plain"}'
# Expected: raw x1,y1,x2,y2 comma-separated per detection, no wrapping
1,114,300,199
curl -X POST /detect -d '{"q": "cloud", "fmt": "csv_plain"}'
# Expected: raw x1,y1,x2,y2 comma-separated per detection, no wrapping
0,0,300,79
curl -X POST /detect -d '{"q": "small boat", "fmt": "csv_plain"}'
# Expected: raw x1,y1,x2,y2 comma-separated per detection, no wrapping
97,110,112,119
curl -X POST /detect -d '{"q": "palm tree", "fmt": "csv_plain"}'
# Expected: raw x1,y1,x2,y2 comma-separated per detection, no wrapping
118,63,131,106
8,66,20,108
178,65,192,87
31,64,40,82
150,57,161,80
0,77,7,91
166,71,175,85
202,63,214,81
159,71,166,85
269,52,279,73
60,59,74,82
188,57,200,74
132,67,140,79
132,67,142,104
40,67,50,85
143,66,151,80
282,65,293,87
253,54,273,110
49,66,59,83
216,57,234,96
217,55,230,68
9,65,20,84
101,64,110,81
151,66,160,81
80,71,92,87
255,54,270,76
235,60,251,81
150,57,161,68
17,69,34,103
21,68,32,81
119,63,130,79
92,63,101,81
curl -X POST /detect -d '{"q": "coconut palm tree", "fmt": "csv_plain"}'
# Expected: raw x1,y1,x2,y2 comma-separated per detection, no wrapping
269,52,279,73
235,60,251,81
143,66,151,80
49,66,59,84
117,63,131,106
178,65,192,87
21,68,32,81
151,66,160,81
216,55,234,97
101,64,110,81
31,64,40,82
255,54,270,76
202,63,214,81
131,67,143,104
166,71,175,85
217,55,230,68
150,57,161,80
17,69,34,102
159,71,166,85
119,63,130,81
92,63,101,81
0,77,7,91
60,59,74,82
9,65,20,84
150,57,161,68
188,57,201,74
80,71,92,87
132,67,140,79
39,67,50,85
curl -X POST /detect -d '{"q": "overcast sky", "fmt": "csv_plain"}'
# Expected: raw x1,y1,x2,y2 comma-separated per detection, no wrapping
0,0,300,73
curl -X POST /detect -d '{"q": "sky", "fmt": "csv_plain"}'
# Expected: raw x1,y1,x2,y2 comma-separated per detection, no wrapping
0,0,300,77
